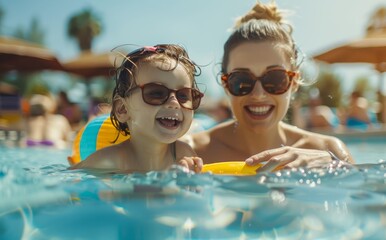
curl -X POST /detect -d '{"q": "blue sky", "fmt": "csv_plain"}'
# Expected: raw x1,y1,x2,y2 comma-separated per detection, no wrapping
1,0,385,98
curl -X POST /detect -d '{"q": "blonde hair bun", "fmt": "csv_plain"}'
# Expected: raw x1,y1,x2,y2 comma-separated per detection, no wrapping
235,1,291,33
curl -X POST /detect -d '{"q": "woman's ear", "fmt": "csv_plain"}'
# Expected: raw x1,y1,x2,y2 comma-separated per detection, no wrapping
115,98,130,122
222,83,232,97
291,73,300,93
291,81,299,93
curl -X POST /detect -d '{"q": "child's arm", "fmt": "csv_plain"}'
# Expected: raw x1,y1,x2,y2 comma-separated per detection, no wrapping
178,156,203,173
175,140,203,173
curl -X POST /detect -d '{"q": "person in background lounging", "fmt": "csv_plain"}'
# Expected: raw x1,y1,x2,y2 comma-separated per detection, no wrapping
25,94,72,149
56,90,83,131
341,91,373,130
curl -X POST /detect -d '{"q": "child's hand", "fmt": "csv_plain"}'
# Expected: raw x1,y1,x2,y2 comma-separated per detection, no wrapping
178,156,203,173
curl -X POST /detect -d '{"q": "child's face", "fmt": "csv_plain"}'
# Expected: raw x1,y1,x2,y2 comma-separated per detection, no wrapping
125,60,194,143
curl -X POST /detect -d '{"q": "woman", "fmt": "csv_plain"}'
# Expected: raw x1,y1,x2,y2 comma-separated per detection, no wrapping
186,2,354,171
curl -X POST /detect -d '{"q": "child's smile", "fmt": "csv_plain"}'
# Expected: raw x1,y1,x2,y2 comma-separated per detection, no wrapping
156,116,182,129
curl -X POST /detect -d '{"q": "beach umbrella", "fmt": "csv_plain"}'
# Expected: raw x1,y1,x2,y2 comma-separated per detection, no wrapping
313,32,386,123
313,33,386,89
313,34,386,65
0,36,63,72
62,51,117,78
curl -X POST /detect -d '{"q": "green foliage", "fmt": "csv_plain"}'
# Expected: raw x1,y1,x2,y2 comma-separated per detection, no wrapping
13,17,45,45
0,5,4,34
28,18,45,44
0,73,47,96
353,76,373,97
23,75,50,97
312,70,343,108
67,8,102,51
297,69,343,108
366,6,386,35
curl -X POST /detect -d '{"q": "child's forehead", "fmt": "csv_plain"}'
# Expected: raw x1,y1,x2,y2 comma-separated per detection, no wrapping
141,57,177,68
135,60,192,86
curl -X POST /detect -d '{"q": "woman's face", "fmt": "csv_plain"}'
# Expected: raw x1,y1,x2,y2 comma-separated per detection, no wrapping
226,41,296,132
124,60,194,143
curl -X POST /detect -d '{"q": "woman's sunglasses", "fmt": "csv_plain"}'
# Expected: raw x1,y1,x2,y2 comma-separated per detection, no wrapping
126,83,204,110
221,67,297,96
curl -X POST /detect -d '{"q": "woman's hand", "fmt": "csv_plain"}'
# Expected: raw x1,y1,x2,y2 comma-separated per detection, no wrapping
245,146,348,173
178,156,203,173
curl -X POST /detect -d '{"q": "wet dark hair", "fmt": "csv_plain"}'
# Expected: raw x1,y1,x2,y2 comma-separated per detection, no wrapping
110,44,202,137
30,104,46,117
221,2,299,75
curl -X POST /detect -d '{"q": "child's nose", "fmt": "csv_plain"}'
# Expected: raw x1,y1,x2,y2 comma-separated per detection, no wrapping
166,93,180,109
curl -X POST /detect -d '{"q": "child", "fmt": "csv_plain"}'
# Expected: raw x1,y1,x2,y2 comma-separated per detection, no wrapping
70,44,204,173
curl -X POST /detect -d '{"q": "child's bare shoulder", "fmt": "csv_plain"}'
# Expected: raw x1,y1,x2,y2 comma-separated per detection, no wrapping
175,140,197,158
70,144,123,170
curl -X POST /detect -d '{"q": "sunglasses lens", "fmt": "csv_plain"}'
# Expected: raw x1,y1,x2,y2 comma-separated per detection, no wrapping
176,88,202,110
261,70,290,94
141,84,202,110
191,89,203,110
225,69,293,96
227,72,255,96
176,88,192,109
142,84,169,105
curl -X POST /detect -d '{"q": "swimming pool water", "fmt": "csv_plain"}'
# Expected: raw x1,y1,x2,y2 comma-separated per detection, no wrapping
341,135,385,164
0,136,386,239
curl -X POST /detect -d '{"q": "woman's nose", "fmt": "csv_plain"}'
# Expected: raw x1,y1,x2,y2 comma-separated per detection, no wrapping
250,81,267,98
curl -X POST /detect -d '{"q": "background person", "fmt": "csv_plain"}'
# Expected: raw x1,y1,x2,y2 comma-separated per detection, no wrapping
25,94,72,149
56,90,83,131
293,88,340,131
340,91,373,130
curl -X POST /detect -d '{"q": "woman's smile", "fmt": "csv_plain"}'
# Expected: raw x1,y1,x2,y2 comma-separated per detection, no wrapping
244,104,274,120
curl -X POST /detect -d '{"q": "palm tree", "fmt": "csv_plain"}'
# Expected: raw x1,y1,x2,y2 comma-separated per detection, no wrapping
13,17,45,45
0,6,4,34
366,6,386,36
67,9,102,51
314,70,343,108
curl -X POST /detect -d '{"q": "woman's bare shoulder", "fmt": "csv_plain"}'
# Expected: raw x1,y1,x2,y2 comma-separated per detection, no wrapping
282,122,353,162
187,121,233,149
283,122,344,147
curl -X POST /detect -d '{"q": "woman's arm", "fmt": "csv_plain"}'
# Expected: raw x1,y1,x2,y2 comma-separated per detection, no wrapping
244,132,354,171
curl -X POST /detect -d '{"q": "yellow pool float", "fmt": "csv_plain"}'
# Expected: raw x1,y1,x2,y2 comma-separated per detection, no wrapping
68,114,129,165
202,161,262,175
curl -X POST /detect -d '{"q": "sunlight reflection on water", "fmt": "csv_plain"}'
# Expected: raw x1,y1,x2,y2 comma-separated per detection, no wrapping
0,138,386,239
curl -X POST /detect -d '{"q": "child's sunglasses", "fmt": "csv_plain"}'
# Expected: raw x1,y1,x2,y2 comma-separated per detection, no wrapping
221,67,297,96
126,83,204,110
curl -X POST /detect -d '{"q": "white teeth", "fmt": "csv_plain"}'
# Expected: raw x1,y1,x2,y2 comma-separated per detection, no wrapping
159,117,179,121
247,106,271,115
